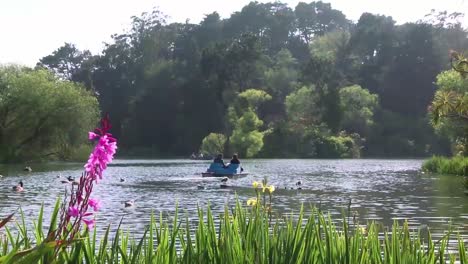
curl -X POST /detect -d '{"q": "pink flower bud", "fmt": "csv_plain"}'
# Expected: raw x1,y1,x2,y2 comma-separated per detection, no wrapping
68,206,80,217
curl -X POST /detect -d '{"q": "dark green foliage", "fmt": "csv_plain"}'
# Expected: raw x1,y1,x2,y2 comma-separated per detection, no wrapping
35,2,468,158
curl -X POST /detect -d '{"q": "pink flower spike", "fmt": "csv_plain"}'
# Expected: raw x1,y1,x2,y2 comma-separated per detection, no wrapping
77,194,83,204
88,132,99,140
68,206,80,217
83,218,95,229
88,198,101,211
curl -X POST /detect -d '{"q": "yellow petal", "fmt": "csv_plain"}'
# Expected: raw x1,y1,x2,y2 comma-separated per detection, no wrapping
246,198,257,206
268,185,275,193
252,181,259,189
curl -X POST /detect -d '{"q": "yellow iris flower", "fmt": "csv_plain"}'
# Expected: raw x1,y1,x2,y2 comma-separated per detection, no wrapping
246,198,258,206
359,226,367,234
262,184,275,193
252,181,260,189
267,185,275,193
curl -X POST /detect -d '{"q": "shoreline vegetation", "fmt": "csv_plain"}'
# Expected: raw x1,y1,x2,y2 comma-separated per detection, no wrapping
3,2,467,163
422,156,468,176
1,200,467,263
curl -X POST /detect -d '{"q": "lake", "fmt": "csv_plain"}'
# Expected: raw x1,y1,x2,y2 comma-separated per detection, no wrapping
0,159,467,241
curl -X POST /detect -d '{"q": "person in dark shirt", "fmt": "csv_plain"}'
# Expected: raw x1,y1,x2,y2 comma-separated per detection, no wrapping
213,154,225,167
230,154,240,164
229,154,244,172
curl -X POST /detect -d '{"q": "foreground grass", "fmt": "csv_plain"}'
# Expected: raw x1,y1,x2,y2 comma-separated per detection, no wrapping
0,200,467,263
422,156,468,176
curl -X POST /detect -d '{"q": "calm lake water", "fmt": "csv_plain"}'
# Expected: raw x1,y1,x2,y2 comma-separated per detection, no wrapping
0,159,467,240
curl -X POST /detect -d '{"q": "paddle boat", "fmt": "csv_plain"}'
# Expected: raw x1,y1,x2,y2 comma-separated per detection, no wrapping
202,163,248,178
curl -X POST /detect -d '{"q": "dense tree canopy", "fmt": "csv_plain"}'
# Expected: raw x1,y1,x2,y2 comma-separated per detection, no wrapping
0,66,100,162
35,1,468,158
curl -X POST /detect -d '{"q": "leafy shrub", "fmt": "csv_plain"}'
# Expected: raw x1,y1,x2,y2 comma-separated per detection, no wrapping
200,133,227,156
317,134,361,158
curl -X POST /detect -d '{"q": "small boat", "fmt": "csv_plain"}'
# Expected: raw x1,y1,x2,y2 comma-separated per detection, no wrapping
201,162,248,178
202,172,249,178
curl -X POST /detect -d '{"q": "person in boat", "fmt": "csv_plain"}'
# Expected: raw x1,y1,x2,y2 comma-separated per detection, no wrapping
213,154,226,167
227,154,244,172
229,154,240,165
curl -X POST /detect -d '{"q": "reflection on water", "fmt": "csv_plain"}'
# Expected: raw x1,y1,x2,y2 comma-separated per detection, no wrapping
0,159,467,240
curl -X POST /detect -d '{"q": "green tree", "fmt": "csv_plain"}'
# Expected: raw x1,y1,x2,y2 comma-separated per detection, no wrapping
348,13,396,95
380,23,442,115
238,89,272,109
284,85,331,157
200,133,227,156
37,43,93,82
309,30,350,62
230,109,266,158
229,89,272,157
0,66,100,162
285,85,324,130
429,66,468,154
264,49,298,102
37,2,466,158
301,55,343,131
339,85,379,136
294,1,349,43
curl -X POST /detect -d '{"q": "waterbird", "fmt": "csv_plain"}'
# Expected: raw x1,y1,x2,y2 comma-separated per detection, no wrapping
124,200,134,207
221,177,229,183
24,166,32,172
13,181,24,192
120,178,125,182
60,176,79,185
197,185,205,190
296,180,302,186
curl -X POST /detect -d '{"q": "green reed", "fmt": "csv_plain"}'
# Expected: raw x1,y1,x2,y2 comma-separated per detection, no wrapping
0,199,467,264
423,156,468,176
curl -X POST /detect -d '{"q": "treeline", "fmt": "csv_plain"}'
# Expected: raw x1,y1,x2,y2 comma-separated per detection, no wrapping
36,2,468,158
0,66,99,162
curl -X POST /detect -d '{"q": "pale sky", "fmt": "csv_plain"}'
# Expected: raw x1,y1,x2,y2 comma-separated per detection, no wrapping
1,0,467,66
